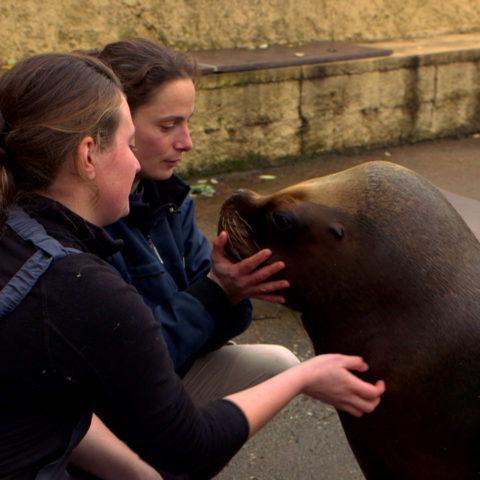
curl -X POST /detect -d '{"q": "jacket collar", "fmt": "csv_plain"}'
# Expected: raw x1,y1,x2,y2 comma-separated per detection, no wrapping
19,194,123,259
123,174,190,228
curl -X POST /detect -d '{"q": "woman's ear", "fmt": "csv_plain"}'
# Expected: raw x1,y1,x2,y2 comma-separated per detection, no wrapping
76,136,97,180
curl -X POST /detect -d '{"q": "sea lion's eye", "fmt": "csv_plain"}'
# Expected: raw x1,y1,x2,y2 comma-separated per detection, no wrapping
271,210,293,231
330,224,345,239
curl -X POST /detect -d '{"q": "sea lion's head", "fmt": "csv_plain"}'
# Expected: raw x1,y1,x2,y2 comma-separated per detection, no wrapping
218,161,471,316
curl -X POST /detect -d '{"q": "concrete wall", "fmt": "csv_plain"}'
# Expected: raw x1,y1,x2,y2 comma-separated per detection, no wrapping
2,3,480,175
1,0,480,61
182,35,480,175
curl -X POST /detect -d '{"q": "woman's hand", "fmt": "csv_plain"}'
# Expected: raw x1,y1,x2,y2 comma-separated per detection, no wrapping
208,231,289,305
298,354,386,417
226,354,385,437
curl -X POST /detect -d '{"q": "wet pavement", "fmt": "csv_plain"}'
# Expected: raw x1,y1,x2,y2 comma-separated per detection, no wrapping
189,136,479,480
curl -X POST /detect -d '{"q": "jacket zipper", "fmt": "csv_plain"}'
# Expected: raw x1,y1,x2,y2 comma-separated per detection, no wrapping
147,234,164,264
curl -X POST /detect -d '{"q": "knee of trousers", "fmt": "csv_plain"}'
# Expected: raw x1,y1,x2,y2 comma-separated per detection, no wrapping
253,344,300,375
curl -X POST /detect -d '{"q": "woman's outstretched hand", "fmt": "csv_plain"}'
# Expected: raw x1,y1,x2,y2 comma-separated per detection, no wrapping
208,231,289,305
226,354,385,437
298,354,386,417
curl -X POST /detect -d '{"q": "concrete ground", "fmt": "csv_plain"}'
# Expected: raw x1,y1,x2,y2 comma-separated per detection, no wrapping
189,136,480,480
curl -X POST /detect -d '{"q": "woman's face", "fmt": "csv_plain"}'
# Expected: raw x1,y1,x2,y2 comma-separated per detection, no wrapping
94,96,140,225
132,77,195,183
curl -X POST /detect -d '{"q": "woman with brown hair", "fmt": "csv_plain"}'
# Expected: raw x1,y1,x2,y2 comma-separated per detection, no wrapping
88,37,301,403
0,52,384,480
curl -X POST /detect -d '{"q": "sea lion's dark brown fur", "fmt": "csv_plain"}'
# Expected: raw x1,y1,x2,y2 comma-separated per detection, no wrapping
218,161,480,480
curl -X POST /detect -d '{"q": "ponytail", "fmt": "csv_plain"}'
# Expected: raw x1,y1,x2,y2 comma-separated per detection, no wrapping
0,109,17,227
0,154,13,210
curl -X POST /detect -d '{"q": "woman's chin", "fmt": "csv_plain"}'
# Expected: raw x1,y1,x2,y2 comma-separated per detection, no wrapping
156,162,177,179
159,167,176,180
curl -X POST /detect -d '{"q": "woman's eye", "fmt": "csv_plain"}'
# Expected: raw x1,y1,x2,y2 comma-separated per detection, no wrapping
129,145,137,153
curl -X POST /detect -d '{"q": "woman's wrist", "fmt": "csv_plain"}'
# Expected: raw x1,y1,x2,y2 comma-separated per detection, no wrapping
225,363,306,437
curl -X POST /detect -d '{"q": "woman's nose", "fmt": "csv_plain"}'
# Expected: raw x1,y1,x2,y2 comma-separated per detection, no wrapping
174,124,193,152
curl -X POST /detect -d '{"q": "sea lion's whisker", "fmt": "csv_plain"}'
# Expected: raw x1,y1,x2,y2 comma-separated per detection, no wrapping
222,210,260,259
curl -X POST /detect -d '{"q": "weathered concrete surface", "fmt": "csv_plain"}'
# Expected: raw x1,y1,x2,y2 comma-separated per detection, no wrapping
190,136,480,479
1,1,480,61
190,78,301,170
2,5,480,177
183,33,480,175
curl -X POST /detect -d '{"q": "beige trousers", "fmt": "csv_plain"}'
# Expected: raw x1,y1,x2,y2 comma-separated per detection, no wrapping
182,343,300,405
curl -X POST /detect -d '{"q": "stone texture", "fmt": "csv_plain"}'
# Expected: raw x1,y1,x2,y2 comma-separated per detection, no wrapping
2,3,480,175
177,35,480,174
186,80,301,173
1,0,480,61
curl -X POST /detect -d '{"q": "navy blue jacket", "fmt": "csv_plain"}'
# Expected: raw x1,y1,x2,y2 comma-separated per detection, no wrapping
106,175,252,375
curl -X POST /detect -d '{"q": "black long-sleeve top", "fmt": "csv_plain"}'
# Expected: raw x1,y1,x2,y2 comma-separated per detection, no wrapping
0,195,248,479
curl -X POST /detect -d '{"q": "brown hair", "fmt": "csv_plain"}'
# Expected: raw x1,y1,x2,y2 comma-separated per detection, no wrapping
0,52,124,219
85,37,198,114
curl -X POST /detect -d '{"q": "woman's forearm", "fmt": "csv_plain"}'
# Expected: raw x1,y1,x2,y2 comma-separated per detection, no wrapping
225,361,304,437
70,414,162,480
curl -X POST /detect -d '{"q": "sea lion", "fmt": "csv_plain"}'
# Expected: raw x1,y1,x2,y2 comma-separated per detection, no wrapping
218,161,480,480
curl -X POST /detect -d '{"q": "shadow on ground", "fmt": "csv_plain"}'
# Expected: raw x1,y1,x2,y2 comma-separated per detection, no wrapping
190,136,479,480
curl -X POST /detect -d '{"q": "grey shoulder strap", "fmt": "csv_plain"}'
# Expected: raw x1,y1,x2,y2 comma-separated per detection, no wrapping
0,205,82,317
